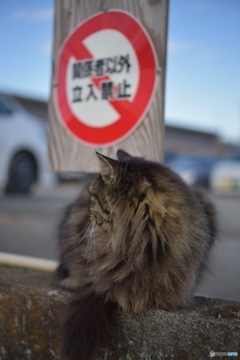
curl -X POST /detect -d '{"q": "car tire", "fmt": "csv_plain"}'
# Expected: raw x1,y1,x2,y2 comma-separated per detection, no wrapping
6,152,37,194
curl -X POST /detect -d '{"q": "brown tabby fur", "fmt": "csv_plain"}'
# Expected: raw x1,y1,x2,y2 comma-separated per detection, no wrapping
58,150,217,360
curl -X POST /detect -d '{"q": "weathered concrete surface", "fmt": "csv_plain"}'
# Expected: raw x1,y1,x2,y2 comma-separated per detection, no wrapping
0,266,69,360
0,266,239,360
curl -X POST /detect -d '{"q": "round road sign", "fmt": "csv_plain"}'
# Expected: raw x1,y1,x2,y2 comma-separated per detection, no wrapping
56,10,158,146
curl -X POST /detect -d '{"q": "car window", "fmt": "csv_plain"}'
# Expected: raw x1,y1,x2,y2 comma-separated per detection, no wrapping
0,98,13,116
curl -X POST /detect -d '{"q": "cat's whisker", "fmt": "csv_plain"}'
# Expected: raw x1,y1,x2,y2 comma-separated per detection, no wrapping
91,222,97,260
81,221,94,240
84,221,97,260
68,221,94,250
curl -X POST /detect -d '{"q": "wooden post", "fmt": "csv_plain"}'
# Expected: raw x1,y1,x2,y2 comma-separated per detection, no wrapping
48,0,169,172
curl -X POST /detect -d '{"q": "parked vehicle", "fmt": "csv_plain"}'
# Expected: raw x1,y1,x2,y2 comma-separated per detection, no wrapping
0,93,53,194
164,151,178,166
169,154,219,189
210,151,240,193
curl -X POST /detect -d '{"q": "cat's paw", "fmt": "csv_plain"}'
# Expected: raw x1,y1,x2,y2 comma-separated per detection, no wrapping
59,277,81,291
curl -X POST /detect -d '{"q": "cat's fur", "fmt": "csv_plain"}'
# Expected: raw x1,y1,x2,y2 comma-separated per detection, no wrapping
58,150,217,360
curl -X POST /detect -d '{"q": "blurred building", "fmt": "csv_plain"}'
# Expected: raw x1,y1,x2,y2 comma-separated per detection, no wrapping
164,125,235,156
10,92,236,157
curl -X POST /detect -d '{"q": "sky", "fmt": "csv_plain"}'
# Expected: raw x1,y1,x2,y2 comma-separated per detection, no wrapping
0,0,239,145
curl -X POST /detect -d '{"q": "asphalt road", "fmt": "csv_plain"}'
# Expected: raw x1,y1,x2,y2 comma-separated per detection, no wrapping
0,184,239,302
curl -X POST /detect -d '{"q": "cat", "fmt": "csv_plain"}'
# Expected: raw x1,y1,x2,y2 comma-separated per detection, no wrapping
58,150,217,360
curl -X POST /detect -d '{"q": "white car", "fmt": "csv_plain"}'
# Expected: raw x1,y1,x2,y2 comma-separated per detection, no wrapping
210,152,240,193
0,93,52,194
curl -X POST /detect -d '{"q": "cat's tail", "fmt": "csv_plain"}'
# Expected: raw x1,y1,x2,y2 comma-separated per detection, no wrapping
61,289,115,360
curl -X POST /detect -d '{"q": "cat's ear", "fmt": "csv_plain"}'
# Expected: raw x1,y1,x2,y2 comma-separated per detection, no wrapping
117,149,144,162
96,152,118,184
117,149,133,161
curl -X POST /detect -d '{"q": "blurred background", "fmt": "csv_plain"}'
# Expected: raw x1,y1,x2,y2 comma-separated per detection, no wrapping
0,0,239,301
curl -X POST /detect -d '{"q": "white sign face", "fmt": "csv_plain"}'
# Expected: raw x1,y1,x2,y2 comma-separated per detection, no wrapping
66,30,139,128
56,10,158,146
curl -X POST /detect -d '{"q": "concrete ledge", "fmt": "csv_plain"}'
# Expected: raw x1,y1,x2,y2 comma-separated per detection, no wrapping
0,266,239,360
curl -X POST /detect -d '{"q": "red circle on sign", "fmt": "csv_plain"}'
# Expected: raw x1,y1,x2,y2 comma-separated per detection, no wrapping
56,10,158,146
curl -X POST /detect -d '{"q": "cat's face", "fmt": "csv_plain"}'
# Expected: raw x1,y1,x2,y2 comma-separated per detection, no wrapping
89,175,113,229
89,151,155,231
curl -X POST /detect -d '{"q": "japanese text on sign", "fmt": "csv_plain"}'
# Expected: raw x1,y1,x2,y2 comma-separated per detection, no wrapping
71,54,132,102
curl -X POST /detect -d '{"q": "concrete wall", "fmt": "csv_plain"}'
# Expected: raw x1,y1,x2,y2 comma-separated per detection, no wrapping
0,266,239,360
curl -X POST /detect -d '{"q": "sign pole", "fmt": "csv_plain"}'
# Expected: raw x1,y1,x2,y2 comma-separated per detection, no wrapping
48,0,169,172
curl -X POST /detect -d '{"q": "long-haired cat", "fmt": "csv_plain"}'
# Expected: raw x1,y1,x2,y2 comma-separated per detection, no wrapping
58,150,217,360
